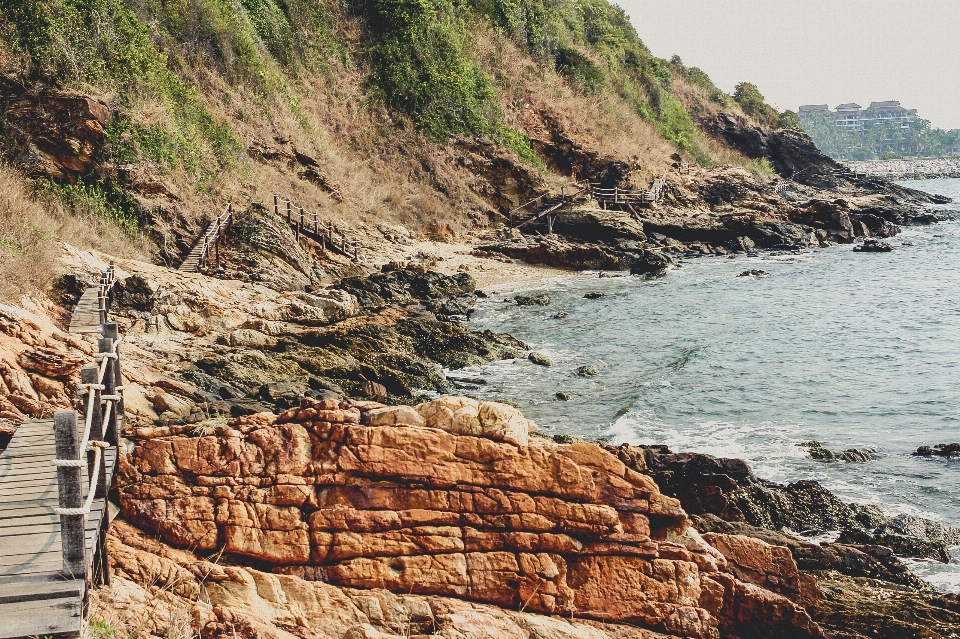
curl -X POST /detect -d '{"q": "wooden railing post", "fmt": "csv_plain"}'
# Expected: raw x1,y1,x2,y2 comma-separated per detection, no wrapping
98,335,118,444
80,365,106,499
97,284,107,326
274,194,279,218
314,209,319,235
54,410,86,579
286,199,292,223
103,322,123,442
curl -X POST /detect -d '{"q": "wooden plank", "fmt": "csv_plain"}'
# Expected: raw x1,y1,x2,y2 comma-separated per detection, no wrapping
0,595,82,638
0,578,82,603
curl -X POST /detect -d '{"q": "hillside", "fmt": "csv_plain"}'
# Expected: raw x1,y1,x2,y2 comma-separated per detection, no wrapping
3,3,960,639
0,0,790,280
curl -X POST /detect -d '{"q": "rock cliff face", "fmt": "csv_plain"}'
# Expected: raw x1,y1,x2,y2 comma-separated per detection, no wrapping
118,396,823,639
0,74,111,183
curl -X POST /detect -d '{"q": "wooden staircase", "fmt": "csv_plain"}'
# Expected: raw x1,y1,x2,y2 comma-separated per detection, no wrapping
509,181,589,231
178,203,233,272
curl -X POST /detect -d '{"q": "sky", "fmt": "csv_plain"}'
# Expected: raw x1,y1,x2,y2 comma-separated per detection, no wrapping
619,0,960,129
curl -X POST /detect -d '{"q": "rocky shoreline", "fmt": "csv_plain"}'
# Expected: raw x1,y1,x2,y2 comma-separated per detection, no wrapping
1,108,958,637
2,234,958,637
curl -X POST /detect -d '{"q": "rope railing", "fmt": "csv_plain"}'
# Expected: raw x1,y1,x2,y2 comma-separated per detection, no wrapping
272,194,360,261
51,266,124,581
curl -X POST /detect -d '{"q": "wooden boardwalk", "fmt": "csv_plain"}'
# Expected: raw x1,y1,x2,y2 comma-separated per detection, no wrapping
273,195,359,261
69,264,116,334
0,418,117,638
68,287,104,334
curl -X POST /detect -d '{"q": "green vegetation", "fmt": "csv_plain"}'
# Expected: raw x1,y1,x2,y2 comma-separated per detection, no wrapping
1,0,788,199
351,0,500,140
31,178,143,236
0,0,243,184
800,111,960,160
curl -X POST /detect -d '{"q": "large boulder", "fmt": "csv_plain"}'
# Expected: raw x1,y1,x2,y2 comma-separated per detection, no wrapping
118,398,823,639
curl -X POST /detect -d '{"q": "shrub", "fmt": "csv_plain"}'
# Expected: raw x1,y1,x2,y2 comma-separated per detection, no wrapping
351,0,500,140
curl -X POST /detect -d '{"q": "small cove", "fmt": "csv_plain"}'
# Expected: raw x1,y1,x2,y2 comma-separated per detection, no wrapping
461,178,960,591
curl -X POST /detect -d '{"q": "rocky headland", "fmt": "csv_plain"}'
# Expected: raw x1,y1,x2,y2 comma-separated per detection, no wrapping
1,34,958,639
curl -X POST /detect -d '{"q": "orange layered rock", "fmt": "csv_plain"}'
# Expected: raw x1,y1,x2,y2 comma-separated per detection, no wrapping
118,397,823,639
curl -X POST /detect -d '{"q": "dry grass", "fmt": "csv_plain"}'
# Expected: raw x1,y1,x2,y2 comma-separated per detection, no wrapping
469,27,680,188
0,165,150,297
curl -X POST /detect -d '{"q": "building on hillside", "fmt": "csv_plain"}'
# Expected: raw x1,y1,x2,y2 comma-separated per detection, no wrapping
799,104,831,116
798,100,919,131
868,101,918,128
834,103,866,130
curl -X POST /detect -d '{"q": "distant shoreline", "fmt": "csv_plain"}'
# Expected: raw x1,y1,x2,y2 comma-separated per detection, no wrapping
842,157,960,181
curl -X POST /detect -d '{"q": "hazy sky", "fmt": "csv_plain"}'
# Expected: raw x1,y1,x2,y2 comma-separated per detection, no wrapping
620,0,960,129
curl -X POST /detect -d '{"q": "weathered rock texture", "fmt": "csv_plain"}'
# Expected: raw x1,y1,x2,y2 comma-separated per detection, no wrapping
98,519,685,639
118,397,823,639
0,74,110,183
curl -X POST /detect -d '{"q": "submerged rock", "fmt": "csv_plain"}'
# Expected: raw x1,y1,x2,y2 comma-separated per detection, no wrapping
798,441,875,462
853,238,893,252
528,352,554,366
575,365,599,377
514,293,551,306
738,269,768,277
914,442,960,457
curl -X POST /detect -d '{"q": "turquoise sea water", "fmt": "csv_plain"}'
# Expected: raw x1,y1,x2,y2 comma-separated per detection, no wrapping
463,178,960,591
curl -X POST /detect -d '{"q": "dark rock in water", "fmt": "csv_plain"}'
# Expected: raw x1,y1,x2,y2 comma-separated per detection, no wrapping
514,293,550,306
914,442,960,457
555,391,571,401
848,503,886,529
879,513,960,546
798,441,875,462
853,238,893,252
837,529,951,563
552,433,578,444
738,269,768,277
608,443,878,532
691,514,928,590
630,250,671,276
475,290,488,298
575,365,599,377
424,295,476,319
583,292,605,299
528,352,554,366
446,377,486,388
553,311,569,319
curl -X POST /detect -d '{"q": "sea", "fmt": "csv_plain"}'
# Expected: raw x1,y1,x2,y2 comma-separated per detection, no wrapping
460,177,960,592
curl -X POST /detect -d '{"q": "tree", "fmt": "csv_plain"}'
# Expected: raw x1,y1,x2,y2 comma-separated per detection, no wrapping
733,82,778,126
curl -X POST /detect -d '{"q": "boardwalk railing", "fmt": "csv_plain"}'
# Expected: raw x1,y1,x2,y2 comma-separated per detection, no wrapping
54,320,122,580
273,194,360,261
772,179,794,194
590,170,668,210
0,267,124,638
178,202,233,272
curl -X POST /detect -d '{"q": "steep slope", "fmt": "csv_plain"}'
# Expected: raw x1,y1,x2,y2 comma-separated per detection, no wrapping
0,0,787,281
